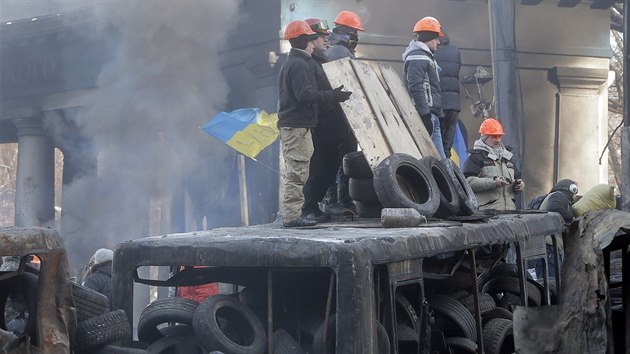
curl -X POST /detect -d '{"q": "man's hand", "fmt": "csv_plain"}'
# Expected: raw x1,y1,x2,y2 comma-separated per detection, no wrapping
494,176,510,187
333,85,352,102
513,179,525,192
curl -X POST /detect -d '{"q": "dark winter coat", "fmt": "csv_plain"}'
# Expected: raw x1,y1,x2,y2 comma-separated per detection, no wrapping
278,48,335,128
325,33,355,61
83,262,112,307
310,54,350,142
433,36,461,112
402,40,444,118
539,191,574,224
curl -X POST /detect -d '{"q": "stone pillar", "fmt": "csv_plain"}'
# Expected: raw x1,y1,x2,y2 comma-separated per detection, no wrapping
13,114,55,227
551,66,609,190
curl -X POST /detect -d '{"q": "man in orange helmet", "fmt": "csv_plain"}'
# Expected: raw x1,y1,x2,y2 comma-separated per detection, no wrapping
301,18,343,222
462,118,525,210
402,16,447,158
278,20,352,227
320,10,364,215
326,10,364,61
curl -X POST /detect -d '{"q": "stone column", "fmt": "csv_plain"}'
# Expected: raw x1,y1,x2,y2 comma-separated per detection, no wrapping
13,113,55,227
551,66,609,190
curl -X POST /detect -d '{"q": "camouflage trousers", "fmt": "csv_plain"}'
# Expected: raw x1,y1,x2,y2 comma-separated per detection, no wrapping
280,127,314,224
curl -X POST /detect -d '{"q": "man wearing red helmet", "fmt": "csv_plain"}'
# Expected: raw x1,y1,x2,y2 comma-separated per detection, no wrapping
278,20,352,227
462,118,524,210
402,16,447,158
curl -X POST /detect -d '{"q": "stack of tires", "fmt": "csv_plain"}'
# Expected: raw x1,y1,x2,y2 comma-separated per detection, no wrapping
131,293,391,354
343,151,382,218
343,152,478,219
421,262,550,353
133,294,310,354
71,283,134,354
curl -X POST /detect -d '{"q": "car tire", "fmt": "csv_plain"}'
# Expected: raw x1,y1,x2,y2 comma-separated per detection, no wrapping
74,310,131,353
373,153,440,217
342,151,373,179
72,282,110,322
456,292,496,315
192,294,266,354
137,297,198,343
145,332,206,354
481,307,513,325
445,336,478,353
481,276,542,307
444,159,478,216
421,156,460,218
482,318,514,354
348,178,379,203
354,201,383,218
428,295,477,341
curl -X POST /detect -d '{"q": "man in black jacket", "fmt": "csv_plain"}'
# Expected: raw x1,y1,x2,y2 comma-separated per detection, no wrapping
83,248,113,308
434,31,461,158
527,179,579,278
278,20,352,227
301,18,345,222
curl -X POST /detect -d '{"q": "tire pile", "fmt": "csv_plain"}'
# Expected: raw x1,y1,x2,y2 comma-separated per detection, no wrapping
128,294,368,354
419,262,553,354
343,152,478,219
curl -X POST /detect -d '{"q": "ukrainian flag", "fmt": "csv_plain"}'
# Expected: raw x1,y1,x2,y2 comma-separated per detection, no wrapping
450,123,468,169
201,108,279,159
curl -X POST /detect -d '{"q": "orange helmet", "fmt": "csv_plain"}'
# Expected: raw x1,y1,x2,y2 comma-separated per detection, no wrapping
283,20,316,40
334,11,364,31
479,118,504,136
305,18,331,35
413,16,445,37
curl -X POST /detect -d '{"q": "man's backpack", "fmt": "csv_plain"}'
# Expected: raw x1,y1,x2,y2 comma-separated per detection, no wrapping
526,194,548,210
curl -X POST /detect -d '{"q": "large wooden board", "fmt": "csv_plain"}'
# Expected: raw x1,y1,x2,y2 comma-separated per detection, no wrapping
350,60,422,158
323,59,391,168
323,58,441,170
378,63,441,159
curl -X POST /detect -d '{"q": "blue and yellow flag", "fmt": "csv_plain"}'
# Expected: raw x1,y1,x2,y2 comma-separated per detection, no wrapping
450,123,468,169
201,108,279,159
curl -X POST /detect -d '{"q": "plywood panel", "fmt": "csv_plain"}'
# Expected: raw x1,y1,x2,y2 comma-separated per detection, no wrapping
378,63,441,159
322,59,391,168
350,60,422,159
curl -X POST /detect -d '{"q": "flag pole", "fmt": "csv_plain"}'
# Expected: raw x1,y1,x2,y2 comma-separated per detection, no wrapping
237,154,250,226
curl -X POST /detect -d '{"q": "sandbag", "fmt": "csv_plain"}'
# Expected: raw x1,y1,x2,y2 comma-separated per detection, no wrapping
571,184,615,217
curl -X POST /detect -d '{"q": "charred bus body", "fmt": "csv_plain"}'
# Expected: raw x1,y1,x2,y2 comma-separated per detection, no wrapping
111,212,566,353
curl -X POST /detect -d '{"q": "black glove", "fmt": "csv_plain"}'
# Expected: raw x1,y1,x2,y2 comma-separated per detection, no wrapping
332,85,352,102
421,113,432,121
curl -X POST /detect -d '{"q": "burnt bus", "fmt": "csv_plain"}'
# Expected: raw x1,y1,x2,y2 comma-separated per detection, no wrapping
111,212,565,354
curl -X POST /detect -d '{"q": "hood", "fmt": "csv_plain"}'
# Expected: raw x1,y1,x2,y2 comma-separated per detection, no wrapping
551,179,578,194
473,138,513,161
402,40,431,61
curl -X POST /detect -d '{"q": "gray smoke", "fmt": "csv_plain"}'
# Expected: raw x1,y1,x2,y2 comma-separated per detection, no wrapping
58,1,242,272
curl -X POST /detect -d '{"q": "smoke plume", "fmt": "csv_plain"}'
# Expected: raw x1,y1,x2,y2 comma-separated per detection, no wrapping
58,1,242,272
